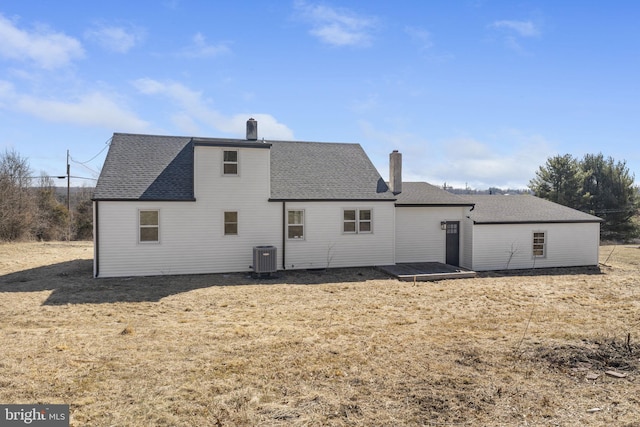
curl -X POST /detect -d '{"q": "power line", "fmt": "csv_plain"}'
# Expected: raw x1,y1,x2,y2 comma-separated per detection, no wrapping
70,159,100,176
70,175,98,181
71,137,112,164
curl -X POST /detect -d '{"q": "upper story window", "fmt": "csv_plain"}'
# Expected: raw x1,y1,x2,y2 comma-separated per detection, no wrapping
343,209,372,234
139,210,159,243
223,150,238,175
533,231,546,257
287,210,304,240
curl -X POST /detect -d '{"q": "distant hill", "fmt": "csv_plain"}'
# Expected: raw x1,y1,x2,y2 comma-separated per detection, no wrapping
444,187,532,195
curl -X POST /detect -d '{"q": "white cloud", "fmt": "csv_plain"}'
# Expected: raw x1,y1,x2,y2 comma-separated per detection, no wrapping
359,120,433,183
490,20,541,54
0,80,149,131
489,20,542,54
180,32,230,58
491,20,540,37
350,93,379,113
132,78,294,139
429,132,552,188
0,13,84,69
0,80,14,105
405,26,433,50
84,24,145,53
359,120,552,189
294,1,377,47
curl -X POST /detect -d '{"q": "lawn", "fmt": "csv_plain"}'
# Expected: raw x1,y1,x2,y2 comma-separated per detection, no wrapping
1,242,639,426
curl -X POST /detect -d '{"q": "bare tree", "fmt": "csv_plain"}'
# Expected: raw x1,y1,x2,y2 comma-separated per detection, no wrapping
0,149,35,240
73,184,94,240
33,172,69,241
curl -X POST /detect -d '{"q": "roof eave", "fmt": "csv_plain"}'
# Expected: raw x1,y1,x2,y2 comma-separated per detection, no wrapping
473,219,603,225
395,203,475,207
92,197,197,202
269,198,397,202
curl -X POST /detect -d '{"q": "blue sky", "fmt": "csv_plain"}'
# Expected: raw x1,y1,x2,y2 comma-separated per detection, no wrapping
1,1,638,188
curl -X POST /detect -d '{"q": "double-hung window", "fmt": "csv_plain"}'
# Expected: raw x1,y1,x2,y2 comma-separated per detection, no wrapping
139,210,159,243
343,209,372,234
223,150,238,175
533,231,546,257
287,210,304,239
224,211,238,235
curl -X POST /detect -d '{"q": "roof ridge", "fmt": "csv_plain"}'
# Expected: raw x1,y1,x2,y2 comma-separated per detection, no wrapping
113,132,194,139
269,139,360,146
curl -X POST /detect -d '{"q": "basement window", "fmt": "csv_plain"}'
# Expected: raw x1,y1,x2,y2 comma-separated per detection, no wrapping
223,150,238,175
139,210,159,243
287,210,304,240
533,231,546,257
224,211,238,235
343,209,372,234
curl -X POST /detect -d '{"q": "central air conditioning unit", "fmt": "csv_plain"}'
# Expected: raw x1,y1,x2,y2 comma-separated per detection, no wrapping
252,246,277,275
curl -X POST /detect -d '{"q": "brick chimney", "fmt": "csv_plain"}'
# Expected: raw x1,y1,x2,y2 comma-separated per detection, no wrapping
389,150,402,194
246,118,257,140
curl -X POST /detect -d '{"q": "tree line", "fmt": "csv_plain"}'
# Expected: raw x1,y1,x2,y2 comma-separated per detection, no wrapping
0,149,93,242
529,153,639,241
2,147,638,242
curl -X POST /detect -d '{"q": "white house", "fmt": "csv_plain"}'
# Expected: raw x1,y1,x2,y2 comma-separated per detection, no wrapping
92,119,602,277
462,195,602,271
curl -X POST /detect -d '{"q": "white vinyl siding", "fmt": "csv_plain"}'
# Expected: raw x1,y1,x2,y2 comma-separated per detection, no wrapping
460,217,474,270
96,145,281,277
283,201,395,270
95,146,395,277
395,206,468,263
470,222,600,271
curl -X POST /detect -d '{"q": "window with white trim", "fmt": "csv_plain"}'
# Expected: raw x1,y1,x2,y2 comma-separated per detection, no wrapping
223,150,238,175
343,209,372,233
139,210,159,243
224,211,238,235
287,210,304,239
533,231,546,257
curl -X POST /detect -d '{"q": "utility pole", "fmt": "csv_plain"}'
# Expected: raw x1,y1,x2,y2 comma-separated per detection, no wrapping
67,149,71,241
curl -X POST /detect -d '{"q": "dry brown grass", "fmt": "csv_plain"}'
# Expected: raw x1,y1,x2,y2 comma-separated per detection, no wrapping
1,242,639,426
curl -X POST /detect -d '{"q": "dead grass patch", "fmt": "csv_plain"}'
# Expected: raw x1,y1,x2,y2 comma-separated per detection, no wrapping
527,337,640,375
0,242,639,426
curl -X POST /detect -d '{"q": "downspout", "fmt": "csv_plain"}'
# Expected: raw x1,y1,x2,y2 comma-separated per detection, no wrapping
282,201,286,270
94,200,99,278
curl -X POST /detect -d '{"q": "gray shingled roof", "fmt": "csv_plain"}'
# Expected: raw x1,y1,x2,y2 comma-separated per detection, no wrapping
394,182,475,206
94,133,395,201
93,133,194,201
269,141,394,200
467,195,603,224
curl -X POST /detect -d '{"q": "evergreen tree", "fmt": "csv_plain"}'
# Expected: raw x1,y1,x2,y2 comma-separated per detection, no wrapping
580,153,639,240
529,152,639,241
528,154,583,207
